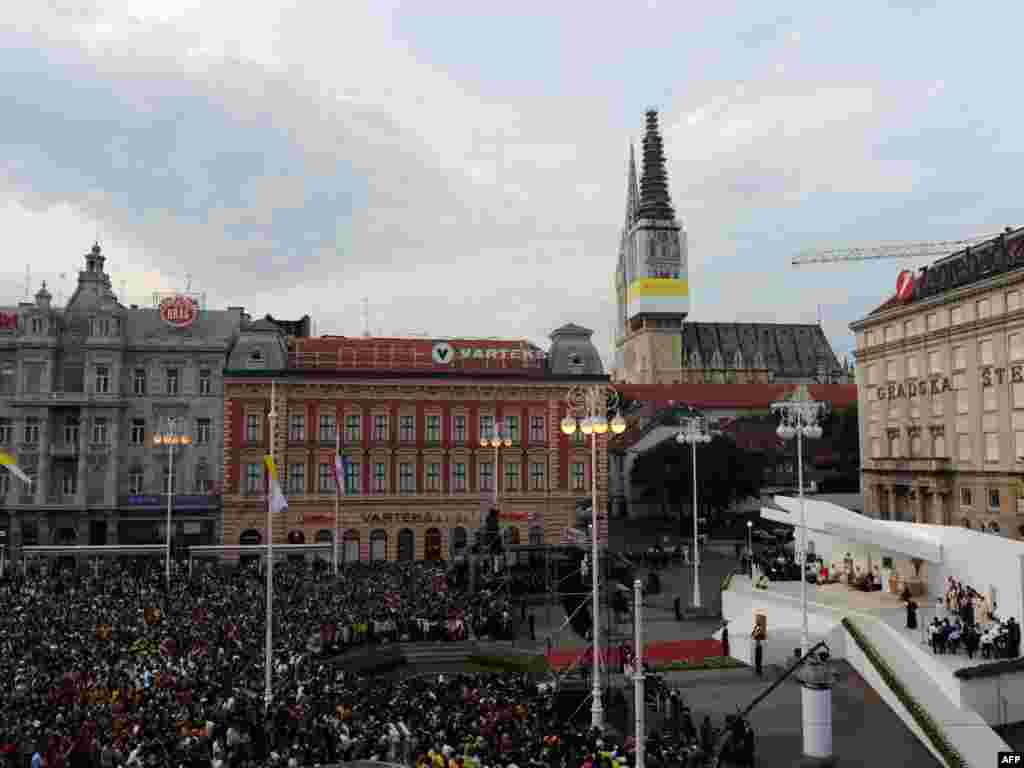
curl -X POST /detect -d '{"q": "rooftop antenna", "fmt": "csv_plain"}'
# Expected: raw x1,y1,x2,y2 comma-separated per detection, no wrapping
24,265,30,301
361,298,371,337
817,304,823,326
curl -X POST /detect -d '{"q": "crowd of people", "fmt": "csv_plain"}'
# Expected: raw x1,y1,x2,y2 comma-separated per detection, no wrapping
911,577,1022,661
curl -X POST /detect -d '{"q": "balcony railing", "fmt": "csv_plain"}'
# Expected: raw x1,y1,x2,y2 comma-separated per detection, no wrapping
49,442,80,457
869,457,952,473
11,391,126,407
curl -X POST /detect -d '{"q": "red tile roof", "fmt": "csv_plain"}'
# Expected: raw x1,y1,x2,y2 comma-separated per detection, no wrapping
616,383,857,410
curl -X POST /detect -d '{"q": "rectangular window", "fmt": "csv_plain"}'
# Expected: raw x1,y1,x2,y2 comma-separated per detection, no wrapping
344,460,361,494
951,306,963,325
344,414,361,443
95,365,110,394
23,417,39,444
1015,383,1024,409
453,462,467,492
399,414,415,443
0,472,8,496
505,462,520,490
479,461,494,491
425,415,441,442
981,339,995,366
953,346,966,370
288,463,306,494
505,415,519,444
130,418,145,445
1009,291,1021,312
1017,432,1024,463
63,417,79,448
977,298,991,320
479,414,495,443
958,434,971,462
932,391,945,416
871,437,881,458
129,471,144,495
92,418,108,445
165,368,179,395
985,433,1000,463
907,356,919,378
372,462,386,493
373,415,388,442
318,462,333,493
929,350,942,374
957,389,969,414
196,418,211,445
319,414,336,443
288,414,306,443
989,488,1001,510
886,360,900,381
573,428,585,445
245,463,262,494
62,472,77,495
984,387,997,412
194,463,210,493
529,461,546,491
199,369,212,396
133,368,146,396
903,319,915,337
529,415,545,443
571,461,586,491
426,462,441,491
926,312,938,331
961,487,973,507
453,415,466,444
867,365,877,386
0,418,11,444
245,414,259,444
399,462,415,494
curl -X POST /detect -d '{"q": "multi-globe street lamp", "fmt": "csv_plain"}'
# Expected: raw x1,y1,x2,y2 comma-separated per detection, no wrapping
560,383,626,731
153,417,191,585
676,415,711,609
771,384,826,656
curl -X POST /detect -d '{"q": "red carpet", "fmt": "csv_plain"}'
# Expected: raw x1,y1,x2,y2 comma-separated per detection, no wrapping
545,639,723,670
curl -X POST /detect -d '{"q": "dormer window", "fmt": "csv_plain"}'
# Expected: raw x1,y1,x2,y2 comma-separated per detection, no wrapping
247,350,264,369
92,317,111,336
31,318,43,334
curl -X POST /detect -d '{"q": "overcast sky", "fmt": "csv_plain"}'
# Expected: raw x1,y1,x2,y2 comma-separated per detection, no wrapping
2,2,1022,365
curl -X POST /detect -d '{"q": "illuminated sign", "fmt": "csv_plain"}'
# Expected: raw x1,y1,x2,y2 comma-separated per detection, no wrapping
158,295,198,329
898,235,1024,304
0,312,16,330
875,377,952,400
360,509,478,524
431,341,546,365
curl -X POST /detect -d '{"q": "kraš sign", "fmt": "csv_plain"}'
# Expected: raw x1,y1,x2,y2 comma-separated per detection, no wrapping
906,233,1024,303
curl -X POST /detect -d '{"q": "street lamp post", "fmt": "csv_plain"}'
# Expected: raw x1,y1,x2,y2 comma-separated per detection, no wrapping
482,420,513,536
771,384,826,656
153,417,191,585
676,416,711,609
747,520,754,579
561,383,627,731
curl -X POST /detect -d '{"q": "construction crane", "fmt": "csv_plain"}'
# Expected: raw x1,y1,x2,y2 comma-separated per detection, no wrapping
791,234,1000,267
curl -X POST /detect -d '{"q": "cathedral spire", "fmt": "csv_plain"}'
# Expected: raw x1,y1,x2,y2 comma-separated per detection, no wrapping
625,143,639,229
636,110,676,221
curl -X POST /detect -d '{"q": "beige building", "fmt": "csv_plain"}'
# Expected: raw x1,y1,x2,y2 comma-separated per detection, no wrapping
851,227,1024,536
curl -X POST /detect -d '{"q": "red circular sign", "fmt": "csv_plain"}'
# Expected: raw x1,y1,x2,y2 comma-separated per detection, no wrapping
895,270,915,302
159,295,198,328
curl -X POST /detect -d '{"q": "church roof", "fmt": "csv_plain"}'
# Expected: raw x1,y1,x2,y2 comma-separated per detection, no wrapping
681,321,841,379
635,110,676,221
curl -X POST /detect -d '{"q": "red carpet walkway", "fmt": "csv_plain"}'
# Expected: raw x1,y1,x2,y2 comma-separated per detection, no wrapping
546,639,724,670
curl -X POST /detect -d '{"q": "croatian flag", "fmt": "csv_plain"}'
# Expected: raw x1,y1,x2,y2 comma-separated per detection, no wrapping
333,454,351,495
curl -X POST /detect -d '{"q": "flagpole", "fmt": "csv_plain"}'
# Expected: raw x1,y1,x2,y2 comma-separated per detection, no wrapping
265,380,276,711
334,415,341,577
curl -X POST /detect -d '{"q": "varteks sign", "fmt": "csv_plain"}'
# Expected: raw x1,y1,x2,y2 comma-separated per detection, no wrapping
431,341,545,365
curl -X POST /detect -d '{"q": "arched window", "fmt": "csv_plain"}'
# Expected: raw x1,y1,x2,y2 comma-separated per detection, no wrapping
315,529,332,543
240,529,261,545
961,518,972,529
529,526,544,545
452,526,468,556
287,530,305,545
370,529,387,561
424,528,443,561
987,521,1001,535
342,529,360,562
398,528,415,561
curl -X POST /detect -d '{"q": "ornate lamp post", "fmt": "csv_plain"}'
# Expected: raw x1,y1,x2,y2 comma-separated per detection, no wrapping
747,520,754,578
153,417,191,585
771,384,826,655
561,383,627,731
676,416,711,609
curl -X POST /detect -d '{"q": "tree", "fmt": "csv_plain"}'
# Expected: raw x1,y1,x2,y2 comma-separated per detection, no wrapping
630,433,766,537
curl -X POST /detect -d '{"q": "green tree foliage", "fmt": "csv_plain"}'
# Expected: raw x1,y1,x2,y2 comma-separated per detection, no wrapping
629,433,766,521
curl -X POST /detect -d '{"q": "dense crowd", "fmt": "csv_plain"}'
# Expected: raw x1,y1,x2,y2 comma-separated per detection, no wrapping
0,558,520,768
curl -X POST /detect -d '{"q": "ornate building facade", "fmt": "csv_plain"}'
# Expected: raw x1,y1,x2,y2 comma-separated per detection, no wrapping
221,323,612,560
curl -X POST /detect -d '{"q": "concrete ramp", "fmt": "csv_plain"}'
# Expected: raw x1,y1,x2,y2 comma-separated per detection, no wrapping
842,616,1009,768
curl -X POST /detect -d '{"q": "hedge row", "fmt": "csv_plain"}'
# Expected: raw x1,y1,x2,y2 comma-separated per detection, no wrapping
721,572,735,592
465,654,549,674
841,618,966,768
656,656,745,672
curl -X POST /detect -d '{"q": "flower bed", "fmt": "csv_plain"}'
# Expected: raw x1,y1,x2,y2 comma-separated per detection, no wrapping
545,639,723,671
655,655,746,672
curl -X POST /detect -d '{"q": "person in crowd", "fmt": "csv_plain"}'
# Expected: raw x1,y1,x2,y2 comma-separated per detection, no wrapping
905,596,918,630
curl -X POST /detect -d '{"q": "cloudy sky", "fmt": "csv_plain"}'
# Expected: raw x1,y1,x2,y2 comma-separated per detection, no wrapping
2,1,1021,364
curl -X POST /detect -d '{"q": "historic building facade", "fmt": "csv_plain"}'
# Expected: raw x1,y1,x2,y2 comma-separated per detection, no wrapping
222,323,612,560
0,243,295,551
852,226,1024,536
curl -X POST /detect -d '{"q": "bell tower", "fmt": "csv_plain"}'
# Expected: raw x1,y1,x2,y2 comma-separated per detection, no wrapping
612,110,689,384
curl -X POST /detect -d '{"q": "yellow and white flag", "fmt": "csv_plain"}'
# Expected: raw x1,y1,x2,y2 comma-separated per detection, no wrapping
263,454,288,514
0,450,30,484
